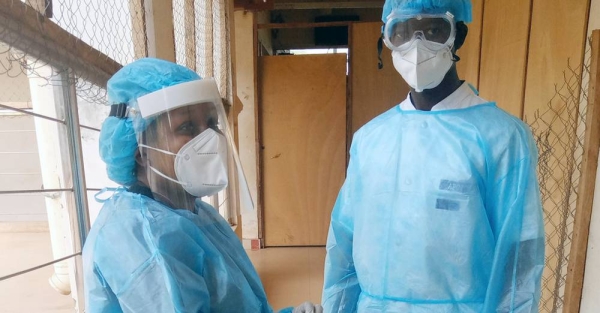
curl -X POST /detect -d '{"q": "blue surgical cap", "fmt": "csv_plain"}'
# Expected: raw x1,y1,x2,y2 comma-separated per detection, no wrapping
100,58,201,185
382,0,473,23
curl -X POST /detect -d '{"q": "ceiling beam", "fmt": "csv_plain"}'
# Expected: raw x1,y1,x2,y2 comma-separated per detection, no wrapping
274,1,383,10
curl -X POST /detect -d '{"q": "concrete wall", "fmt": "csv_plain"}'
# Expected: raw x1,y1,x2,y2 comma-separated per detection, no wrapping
0,49,32,107
0,49,45,222
0,114,46,222
0,101,112,224
0,51,112,224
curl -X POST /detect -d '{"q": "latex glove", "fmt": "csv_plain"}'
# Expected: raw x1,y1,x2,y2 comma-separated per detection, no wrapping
292,302,323,313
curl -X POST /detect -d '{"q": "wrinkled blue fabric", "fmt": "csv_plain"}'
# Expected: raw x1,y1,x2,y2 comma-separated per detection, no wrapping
99,117,138,185
107,58,200,131
83,191,273,313
100,58,201,185
382,0,472,23
322,103,544,312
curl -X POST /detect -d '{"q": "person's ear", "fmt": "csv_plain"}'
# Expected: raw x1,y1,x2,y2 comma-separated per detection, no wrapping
454,22,468,52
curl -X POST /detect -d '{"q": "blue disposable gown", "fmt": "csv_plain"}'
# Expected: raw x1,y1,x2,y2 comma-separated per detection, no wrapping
83,191,273,313
322,103,545,313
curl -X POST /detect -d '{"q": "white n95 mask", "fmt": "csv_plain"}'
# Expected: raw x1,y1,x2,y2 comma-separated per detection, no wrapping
140,128,229,198
392,39,454,92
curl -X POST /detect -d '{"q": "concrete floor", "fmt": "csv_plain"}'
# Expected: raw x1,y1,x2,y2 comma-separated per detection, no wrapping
0,225,325,312
248,247,326,311
0,226,76,313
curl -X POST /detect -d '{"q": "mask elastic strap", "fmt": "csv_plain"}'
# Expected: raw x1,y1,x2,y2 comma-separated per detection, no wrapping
148,165,189,187
94,187,123,203
448,41,460,62
377,34,384,70
138,143,177,156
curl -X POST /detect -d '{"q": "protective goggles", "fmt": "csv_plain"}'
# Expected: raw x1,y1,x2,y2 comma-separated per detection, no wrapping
383,11,456,51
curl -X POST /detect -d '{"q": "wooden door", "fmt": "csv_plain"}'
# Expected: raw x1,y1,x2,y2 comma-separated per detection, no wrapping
260,54,347,246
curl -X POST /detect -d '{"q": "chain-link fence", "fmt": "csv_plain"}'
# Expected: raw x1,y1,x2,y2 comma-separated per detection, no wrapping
526,38,594,313
172,0,233,102
0,0,133,104
1,0,234,103
171,0,241,226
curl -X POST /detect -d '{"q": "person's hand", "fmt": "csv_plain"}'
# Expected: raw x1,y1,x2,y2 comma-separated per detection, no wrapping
292,301,323,313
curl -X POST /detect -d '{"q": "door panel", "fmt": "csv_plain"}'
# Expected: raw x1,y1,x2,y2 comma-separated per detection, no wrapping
260,54,347,246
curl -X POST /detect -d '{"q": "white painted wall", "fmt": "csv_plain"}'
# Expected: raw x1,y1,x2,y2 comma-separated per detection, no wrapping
0,114,46,222
580,0,600,311
0,69,113,224
0,49,45,222
77,96,114,226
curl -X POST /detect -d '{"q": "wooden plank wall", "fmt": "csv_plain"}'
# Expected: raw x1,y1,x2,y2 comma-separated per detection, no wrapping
470,1,592,312
524,2,590,312
350,22,409,134
456,0,483,87
478,0,533,117
523,0,590,120
475,0,591,120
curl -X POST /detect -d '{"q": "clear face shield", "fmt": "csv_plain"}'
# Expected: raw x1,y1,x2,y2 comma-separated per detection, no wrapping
135,78,252,225
383,11,456,52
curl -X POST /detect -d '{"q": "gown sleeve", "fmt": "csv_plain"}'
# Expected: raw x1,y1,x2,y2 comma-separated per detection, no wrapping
322,137,362,313
484,126,545,313
84,261,124,313
87,214,212,313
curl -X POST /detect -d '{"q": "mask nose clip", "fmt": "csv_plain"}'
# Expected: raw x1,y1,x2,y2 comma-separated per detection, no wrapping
412,30,426,41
